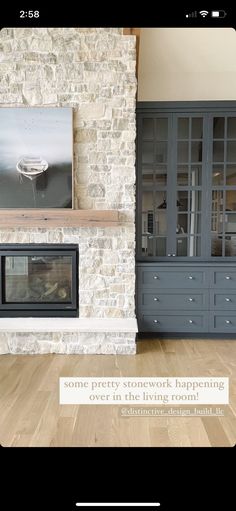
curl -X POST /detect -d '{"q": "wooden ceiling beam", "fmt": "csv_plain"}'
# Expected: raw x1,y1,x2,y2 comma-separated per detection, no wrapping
123,28,140,76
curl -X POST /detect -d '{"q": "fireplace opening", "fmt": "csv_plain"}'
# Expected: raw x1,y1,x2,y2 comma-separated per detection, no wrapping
0,244,78,317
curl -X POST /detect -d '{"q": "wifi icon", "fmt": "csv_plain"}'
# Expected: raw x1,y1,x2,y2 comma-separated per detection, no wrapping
199,10,209,17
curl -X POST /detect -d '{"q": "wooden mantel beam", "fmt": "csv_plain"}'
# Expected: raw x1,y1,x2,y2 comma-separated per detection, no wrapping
0,209,120,228
123,28,140,76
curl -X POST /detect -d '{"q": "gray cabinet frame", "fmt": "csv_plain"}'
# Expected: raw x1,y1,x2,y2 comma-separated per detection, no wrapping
136,101,236,262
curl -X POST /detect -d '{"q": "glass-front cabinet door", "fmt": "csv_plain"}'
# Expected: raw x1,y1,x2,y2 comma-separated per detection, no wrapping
210,115,236,257
138,112,205,259
139,114,171,257
173,115,204,258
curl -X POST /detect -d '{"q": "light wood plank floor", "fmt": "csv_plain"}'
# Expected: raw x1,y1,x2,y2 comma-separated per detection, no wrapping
0,339,236,447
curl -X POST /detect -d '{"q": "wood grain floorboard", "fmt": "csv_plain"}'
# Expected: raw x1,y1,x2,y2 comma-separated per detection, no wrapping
0,339,236,447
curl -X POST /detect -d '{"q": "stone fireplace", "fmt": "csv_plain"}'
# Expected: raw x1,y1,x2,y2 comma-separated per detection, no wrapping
0,28,137,354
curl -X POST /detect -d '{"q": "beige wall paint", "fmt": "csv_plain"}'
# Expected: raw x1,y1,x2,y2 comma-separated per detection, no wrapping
138,28,236,101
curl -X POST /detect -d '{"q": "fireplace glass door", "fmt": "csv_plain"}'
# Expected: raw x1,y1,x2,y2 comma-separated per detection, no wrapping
5,256,72,303
0,245,78,317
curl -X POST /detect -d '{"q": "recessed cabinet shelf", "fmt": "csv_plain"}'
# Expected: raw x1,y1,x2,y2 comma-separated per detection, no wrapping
0,209,121,228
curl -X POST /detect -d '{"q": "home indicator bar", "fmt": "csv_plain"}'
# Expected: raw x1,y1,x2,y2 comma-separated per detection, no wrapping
75,504,161,508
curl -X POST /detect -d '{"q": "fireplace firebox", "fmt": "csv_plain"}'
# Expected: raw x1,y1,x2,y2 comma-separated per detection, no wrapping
0,244,78,317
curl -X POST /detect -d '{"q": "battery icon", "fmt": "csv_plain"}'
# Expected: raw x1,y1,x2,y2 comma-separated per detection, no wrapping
211,10,227,18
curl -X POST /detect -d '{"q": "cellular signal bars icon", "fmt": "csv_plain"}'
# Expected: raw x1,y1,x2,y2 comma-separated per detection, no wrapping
185,11,197,18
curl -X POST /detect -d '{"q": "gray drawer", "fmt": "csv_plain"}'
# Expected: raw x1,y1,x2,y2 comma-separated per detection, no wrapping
139,312,208,332
139,268,208,289
210,312,236,332
139,291,208,310
210,291,236,310
211,270,236,288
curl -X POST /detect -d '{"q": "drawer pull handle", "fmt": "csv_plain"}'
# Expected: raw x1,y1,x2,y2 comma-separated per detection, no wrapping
153,276,159,280
225,320,231,325
153,320,159,324
189,320,194,324
188,276,194,280
225,298,231,302
188,298,194,302
154,297,159,302
225,276,231,280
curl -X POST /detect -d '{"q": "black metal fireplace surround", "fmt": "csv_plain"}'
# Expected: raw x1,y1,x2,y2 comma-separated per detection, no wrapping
0,244,78,317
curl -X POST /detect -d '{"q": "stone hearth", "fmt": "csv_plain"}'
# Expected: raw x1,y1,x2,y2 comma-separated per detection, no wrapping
0,28,137,354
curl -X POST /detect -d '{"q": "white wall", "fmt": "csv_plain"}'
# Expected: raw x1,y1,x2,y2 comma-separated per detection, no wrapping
138,28,236,101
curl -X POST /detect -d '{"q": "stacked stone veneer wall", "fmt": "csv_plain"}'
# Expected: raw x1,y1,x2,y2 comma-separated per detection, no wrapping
0,28,137,354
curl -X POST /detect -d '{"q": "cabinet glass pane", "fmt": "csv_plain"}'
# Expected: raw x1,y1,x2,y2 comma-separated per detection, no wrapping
212,165,224,185
213,117,225,138
155,210,167,235
142,119,154,139
142,236,167,257
226,165,236,185
176,236,202,257
142,191,168,237
192,118,203,139
142,191,154,236
227,236,236,256
156,192,167,211
191,142,202,162
177,191,188,211
156,118,168,139
177,214,188,234
211,191,223,231
227,141,236,162
156,191,167,235
213,141,224,162
226,191,236,211
142,168,154,185
190,166,202,186
176,237,187,256
177,214,202,236
155,237,167,256
156,142,167,163
141,235,155,256
177,165,188,185
212,236,233,257
178,118,189,139
211,236,223,256
142,142,154,163
227,118,236,139
225,213,236,232
211,214,218,231
177,142,189,163
155,166,167,186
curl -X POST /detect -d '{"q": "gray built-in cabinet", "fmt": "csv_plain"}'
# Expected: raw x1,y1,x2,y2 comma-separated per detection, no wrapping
136,102,236,334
